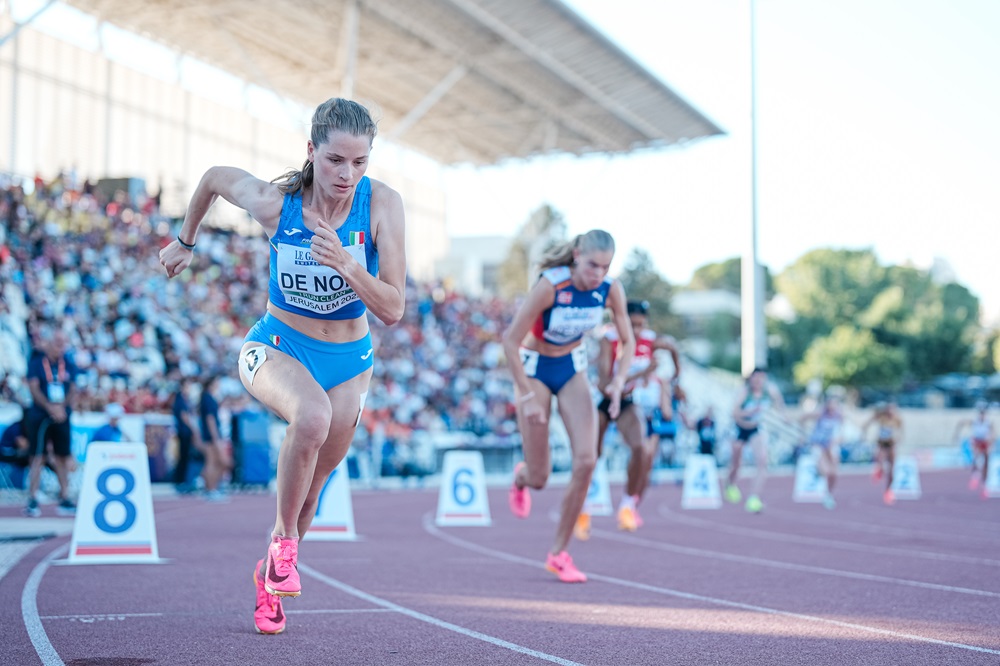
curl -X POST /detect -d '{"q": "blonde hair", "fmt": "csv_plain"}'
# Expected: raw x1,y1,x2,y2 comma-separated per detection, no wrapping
538,229,615,270
272,98,378,195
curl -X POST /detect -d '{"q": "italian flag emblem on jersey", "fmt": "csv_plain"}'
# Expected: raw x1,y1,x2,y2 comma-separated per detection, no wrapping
349,231,364,245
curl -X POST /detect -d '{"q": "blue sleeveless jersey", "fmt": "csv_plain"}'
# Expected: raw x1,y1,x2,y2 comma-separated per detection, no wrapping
740,392,772,427
267,177,379,320
532,266,613,346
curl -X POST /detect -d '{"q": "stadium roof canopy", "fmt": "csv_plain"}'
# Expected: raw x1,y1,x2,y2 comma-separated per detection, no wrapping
60,0,724,166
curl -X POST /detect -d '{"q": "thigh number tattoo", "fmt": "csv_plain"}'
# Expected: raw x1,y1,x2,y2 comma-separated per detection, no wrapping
240,344,268,386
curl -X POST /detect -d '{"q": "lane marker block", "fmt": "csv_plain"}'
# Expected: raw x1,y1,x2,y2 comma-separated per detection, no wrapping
890,455,922,500
792,454,828,503
304,458,357,541
985,454,1000,498
66,442,165,565
681,454,722,509
436,450,491,526
583,456,613,516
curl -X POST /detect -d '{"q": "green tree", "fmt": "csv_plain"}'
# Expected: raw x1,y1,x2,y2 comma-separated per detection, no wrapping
773,249,982,386
994,331,1000,374
707,312,741,372
618,249,678,334
777,248,888,325
793,325,906,389
496,204,566,299
768,315,829,380
857,270,980,380
896,282,979,378
688,257,774,298
968,327,997,375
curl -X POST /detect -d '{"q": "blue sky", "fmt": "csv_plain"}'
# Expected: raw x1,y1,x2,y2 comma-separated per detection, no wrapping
444,0,1000,321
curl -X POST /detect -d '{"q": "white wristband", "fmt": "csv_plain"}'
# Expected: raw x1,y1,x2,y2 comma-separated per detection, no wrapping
518,391,536,404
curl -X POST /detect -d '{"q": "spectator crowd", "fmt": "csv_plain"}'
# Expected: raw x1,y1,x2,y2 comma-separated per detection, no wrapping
0,173,522,472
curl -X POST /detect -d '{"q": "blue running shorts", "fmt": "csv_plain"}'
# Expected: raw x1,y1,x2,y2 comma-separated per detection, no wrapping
242,312,373,391
519,345,588,395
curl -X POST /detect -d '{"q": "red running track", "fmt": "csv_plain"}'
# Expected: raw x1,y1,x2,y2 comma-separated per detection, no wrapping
3,468,999,665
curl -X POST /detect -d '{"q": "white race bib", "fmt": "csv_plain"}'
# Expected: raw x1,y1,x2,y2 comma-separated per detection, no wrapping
276,242,368,315
545,306,604,345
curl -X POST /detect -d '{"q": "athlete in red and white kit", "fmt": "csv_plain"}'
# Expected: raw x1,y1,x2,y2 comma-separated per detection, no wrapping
577,300,680,537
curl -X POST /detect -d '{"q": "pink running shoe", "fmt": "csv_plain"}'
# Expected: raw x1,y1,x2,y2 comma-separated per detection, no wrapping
253,559,285,635
969,474,981,491
883,489,895,506
508,462,531,519
265,535,301,597
545,550,587,583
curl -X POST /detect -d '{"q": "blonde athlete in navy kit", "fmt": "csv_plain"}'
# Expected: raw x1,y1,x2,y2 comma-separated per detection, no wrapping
503,230,635,583
159,98,406,635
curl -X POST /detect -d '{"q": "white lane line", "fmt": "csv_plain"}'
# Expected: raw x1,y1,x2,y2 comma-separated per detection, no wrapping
591,528,1000,598
654,504,1000,567
299,562,584,666
286,609,394,615
39,609,392,620
22,542,68,666
41,613,165,621
422,515,1000,656
553,506,998,596
764,505,1000,545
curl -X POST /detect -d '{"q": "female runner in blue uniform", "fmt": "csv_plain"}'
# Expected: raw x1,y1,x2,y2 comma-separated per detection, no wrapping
159,98,406,634
502,230,634,582
799,394,844,509
725,367,787,513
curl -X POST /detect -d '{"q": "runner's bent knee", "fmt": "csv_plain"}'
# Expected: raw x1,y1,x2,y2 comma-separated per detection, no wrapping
573,451,597,475
286,404,333,449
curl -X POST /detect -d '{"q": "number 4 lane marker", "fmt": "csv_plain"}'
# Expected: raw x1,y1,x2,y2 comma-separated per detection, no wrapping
682,454,722,509
62,442,167,565
436,450,491,526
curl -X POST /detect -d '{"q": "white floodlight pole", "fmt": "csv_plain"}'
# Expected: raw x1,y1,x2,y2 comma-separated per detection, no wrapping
338,0,360,99
742,0,767,375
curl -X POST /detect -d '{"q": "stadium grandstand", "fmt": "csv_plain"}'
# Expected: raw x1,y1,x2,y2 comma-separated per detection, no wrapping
0,0,724,487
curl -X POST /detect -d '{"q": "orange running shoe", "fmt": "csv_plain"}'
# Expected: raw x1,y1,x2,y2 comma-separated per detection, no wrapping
574,512,591,541
508,462,531,519
545,550,587,583
253,559,285,635
617,506,638,532
265,535,301,597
